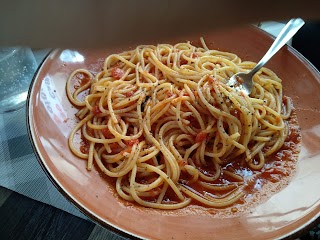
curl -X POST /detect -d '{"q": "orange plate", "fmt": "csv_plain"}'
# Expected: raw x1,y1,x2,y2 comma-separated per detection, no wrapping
27,26,320,239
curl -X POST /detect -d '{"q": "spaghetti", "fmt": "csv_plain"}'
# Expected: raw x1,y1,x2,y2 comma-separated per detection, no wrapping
66,39,297,210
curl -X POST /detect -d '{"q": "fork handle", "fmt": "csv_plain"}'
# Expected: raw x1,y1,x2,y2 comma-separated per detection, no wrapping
250,18,305,76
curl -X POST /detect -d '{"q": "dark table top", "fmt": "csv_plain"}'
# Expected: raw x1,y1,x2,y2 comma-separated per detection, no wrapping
0,186,319,240
0,186,126,240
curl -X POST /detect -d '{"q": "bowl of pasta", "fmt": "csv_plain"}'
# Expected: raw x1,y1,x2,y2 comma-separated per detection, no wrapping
27,26,320,239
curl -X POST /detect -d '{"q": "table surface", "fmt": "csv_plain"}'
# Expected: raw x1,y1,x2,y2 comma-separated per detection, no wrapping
0,186,125,240
0,22,319,240
0,186,319,240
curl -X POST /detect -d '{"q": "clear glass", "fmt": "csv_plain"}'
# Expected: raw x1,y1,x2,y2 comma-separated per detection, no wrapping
0,47,38,113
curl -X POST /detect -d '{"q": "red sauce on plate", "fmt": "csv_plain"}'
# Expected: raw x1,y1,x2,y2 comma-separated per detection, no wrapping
92,105,301,215
180,110,301,208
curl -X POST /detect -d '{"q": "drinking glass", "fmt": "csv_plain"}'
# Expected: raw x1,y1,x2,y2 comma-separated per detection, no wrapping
0,47,38,113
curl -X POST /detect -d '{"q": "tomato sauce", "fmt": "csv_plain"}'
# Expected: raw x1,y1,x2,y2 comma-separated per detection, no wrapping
181,109,301,209
92,106,102,115
74,73,91,90
112,68,124,79
93,106,301,214
80,74,90,87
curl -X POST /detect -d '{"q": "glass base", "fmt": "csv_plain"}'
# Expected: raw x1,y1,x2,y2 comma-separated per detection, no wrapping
0,91,28,113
